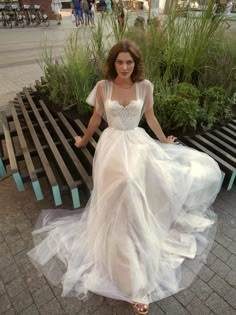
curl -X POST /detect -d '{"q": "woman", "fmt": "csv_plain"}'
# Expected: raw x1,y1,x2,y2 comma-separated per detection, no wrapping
223,0,233,28
28,39,221,314
51,0,62,25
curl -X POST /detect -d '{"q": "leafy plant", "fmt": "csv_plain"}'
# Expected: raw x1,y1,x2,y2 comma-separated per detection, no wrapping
40,0,235,135
89,14,110,66
175,82,201,101
154,94,198,134
198,86,232,129
41,30,102,113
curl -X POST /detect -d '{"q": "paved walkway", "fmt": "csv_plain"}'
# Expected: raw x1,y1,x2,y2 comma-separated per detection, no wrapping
0,10,80,112
0,9,146,112
0,10,236,315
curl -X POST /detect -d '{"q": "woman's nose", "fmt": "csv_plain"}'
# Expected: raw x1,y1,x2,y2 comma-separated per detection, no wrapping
123,63,127,70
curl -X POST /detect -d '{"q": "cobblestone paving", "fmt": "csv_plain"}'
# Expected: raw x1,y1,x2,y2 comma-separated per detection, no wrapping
0,174,235,315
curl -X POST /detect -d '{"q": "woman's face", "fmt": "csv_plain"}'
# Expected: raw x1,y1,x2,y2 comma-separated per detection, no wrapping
115,52,135,80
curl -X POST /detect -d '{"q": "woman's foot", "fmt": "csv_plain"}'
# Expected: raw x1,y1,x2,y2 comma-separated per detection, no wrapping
132,302,149,314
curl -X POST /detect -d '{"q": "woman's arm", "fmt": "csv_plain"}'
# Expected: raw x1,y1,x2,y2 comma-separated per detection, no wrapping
75,81,104,148
145,108,176,144
74,109,102,148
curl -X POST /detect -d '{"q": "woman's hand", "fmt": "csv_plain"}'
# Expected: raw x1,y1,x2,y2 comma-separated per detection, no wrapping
165,135,177,144
74,136,88,148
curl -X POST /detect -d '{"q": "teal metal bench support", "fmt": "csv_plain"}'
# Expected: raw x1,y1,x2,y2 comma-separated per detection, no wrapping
0,159,7,177
13,171,24,192
227,171,236,191
219,171,225,193
32,180,43,201
71,188,80,209
52,185,62,206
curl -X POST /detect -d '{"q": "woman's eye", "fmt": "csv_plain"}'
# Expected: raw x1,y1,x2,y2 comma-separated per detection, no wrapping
127,61,133,65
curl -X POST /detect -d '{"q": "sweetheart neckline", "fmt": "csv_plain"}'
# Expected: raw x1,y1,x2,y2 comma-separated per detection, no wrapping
109,99,141,108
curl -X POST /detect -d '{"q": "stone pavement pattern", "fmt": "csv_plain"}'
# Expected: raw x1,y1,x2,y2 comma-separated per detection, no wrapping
0,9,146,112
0,176,236,315
0,10,74,112
0,10,236,315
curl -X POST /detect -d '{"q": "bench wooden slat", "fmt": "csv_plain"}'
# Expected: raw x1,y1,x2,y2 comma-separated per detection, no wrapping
220,126,236,140
182,137,235,191
0,118,60,140
194,135,236,167
60,179,84,192
211,130,236,148
10,102,43,201
204,133,236,157
39,100,93,193
227,123,236,132
74,119,97,150
0,111,24,191
7,107,43,122
23,89,80,208
17,94,62,206
2,139,72,165
95,128,102,137
57,112,93,167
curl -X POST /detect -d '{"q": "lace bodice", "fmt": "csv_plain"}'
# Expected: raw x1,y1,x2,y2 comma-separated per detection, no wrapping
105,99,143,130
86,79,154,130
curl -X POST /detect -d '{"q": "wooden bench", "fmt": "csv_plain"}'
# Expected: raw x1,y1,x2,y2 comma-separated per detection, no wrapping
180,118,236,191
1,82,235,208
0,86,102,209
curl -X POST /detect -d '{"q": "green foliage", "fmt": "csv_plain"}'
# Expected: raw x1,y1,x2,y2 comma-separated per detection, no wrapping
42,31,102,113
175,82,201,100
198,37,236,91
154,94,198,133
198,87,233,129
40,0,235,134
89,15,109,65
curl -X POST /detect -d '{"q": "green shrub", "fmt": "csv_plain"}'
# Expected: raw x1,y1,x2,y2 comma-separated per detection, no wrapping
198,86,233,129
40,0,235,135
42,31,102,113
154,94,198,133
176,82,201,101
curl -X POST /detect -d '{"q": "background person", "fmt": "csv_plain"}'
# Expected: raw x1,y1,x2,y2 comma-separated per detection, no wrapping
51,0,62,25
223,0,233,28
106,0,112,13
71,0,84,26
89,0,95,25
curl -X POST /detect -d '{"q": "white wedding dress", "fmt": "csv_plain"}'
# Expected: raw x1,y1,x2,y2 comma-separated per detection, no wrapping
28,79,221,304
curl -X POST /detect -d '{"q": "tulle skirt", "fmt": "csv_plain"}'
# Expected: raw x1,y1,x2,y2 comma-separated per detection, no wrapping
28,127,221,304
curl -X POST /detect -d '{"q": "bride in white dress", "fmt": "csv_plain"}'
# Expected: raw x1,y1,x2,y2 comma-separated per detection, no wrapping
28,39,222,314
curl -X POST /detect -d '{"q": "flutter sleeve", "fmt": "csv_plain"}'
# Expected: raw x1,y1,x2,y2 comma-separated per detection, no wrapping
143,80,154,111
86,80,105,116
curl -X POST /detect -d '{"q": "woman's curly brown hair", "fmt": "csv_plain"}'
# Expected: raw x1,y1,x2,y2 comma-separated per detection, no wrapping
105,39,144,82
